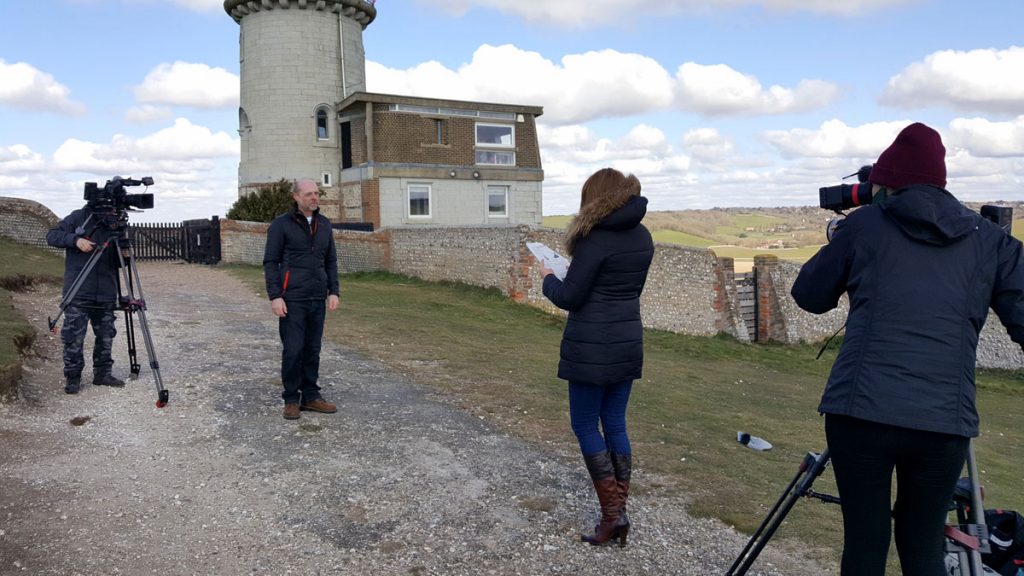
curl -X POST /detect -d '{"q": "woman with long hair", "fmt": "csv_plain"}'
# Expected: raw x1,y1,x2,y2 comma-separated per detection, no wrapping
540,167,655,546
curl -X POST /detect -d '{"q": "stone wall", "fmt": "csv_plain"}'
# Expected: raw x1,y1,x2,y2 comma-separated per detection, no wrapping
0,197,61,253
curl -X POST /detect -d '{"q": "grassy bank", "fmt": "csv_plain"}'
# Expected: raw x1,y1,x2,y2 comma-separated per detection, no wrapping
226,264,1024,564
0,238,64,396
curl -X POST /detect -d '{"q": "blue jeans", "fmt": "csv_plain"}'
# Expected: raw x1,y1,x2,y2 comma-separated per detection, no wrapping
825,414,969,576
568,380,633,456
278,299,326,404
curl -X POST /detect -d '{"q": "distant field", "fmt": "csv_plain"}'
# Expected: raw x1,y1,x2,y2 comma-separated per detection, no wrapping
651,229,715,247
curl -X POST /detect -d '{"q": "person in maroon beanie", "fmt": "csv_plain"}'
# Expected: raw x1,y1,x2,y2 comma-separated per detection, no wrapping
792,123,1024,575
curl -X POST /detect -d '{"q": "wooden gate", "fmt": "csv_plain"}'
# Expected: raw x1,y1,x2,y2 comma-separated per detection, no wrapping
127,217,220,264
736,270,758,341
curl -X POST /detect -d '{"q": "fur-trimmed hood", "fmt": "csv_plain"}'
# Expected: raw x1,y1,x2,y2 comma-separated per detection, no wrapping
565,182,647,255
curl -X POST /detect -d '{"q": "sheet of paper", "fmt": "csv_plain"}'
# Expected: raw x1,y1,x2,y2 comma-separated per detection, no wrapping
527,242,569,280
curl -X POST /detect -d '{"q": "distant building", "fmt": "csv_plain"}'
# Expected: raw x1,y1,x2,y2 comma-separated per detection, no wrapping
223,0,544,229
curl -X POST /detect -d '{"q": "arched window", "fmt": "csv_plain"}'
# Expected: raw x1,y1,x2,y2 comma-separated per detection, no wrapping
316,107,329,140
238,107,251,134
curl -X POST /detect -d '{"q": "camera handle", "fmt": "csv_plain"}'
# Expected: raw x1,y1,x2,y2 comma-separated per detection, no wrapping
726,441,989,576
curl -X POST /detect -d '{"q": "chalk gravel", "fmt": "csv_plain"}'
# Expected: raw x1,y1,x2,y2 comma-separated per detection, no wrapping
0,262,832,576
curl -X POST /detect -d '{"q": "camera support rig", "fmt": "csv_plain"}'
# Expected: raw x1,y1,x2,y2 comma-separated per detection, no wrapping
726,441,991,575
47,211,169,408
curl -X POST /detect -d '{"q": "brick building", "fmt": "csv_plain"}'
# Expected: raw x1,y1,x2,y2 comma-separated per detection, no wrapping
223,0,545,229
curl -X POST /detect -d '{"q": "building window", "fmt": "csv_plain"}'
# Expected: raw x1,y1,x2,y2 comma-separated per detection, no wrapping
476,123,515,165
315,107,329,140
238,107,251,134
322,172,332,187
476,123,514,147
475,150,515,165
487,185,508,217
435,119,444,144
408,184,431,218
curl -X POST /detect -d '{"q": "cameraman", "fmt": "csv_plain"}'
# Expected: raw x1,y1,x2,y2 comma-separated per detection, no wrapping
791,122,1024,575
46,204,126,394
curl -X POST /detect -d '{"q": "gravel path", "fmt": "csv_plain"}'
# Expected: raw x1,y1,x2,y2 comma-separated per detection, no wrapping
0,262,833,576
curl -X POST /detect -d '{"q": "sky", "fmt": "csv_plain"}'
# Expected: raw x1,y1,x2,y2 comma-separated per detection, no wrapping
1,0,1023,223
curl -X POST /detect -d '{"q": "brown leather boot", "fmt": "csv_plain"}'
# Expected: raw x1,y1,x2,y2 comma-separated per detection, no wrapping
283,403,300,420
610,452,632,530
581,451,628,547
300,398,337,413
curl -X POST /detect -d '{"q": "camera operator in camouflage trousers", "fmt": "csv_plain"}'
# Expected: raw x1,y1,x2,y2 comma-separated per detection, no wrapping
46,205,127,394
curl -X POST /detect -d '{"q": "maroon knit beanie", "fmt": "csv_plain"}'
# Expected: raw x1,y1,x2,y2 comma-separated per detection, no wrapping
869,122,947,190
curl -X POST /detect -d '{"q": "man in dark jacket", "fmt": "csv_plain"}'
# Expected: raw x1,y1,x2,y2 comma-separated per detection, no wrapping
46,205,127,394
263,179,340,420
792,123,1024,575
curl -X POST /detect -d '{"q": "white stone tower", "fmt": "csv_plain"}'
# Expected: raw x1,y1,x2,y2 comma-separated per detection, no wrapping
223,0,376,202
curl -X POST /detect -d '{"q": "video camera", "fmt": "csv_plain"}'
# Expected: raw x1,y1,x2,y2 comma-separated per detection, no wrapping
818,166,1012,240
84,176,155,211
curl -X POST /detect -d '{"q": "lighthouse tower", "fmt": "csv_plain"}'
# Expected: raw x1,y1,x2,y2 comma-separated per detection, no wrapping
223,0,376,210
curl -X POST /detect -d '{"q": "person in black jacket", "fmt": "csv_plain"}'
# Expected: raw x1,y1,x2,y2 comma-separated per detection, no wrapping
792,123,1024,575
46,205,127,394
541,167,655,547
263,179,340,420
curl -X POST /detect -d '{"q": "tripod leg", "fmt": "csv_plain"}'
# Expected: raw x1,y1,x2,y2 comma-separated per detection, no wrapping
727,450,832,576
48,241,112,332
116,239,169,407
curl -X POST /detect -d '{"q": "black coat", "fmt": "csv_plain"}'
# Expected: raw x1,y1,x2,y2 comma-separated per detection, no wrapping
263,206,339,302
792,185,1024,437
45,206,121,304
543,196,655,385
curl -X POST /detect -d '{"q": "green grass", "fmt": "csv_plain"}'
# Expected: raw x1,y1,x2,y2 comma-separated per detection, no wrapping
542,215,572,229
709,245,823,263
714,213,784,235
651,229,716,248
225,264,1024,567
0,238,64,368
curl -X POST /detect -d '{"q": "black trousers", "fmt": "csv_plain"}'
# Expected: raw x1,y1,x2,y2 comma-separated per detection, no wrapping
278,299,326,404
825,413,969,576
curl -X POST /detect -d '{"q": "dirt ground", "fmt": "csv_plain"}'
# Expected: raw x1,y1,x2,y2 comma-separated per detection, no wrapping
0,262,831,576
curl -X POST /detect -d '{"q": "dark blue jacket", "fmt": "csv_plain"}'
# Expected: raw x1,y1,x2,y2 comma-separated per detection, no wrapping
45,206,121,304
543,196,655,385
263,205,339,302
792,185,1024,437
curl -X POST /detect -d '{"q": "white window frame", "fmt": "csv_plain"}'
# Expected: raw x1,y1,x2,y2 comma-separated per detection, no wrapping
475,123,514,147
322,172,332,188
475,150,516,166
486,185,508,218
407,183,432,218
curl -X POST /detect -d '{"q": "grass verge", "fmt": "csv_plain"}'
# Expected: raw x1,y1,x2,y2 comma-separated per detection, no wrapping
0,238,65,396
224,264,1024,565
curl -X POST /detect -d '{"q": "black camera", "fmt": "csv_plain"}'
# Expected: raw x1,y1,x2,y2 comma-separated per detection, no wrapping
819,165,874,212
84,176,155,211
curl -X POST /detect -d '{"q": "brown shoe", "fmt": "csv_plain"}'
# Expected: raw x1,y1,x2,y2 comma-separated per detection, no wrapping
283,403,300,420
300,398,337,413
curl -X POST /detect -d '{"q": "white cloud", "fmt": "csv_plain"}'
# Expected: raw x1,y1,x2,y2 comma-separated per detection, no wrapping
134,61,239,109
0,145,46,174
880,47,1024,115
125,105,175,124
52,118,239,175
947,116,1024,158
423,0,912,26
368,44,674,125
682,128,735,162
675,63,838,116
762,119,911,159
0,59,87,116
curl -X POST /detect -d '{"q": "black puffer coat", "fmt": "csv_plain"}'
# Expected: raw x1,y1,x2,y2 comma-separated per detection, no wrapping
45,206,121,304
792,185,1024,437
263,205,339,302
543,195,655,385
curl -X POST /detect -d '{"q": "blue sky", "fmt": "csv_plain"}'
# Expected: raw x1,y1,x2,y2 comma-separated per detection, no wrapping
1,0,1022,222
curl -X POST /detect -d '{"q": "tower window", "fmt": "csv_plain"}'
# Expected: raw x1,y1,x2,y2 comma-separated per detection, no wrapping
316,107,329,140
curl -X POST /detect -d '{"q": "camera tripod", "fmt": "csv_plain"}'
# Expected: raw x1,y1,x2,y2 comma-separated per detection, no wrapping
48,215,169,407
726,441,991,575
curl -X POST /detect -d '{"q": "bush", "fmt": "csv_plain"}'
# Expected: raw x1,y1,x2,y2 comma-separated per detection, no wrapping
226,179,294,222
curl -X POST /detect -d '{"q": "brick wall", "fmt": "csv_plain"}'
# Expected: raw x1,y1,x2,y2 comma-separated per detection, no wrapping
0,197,61,253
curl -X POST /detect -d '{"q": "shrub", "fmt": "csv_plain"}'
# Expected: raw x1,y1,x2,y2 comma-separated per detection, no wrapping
225,179,294,222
